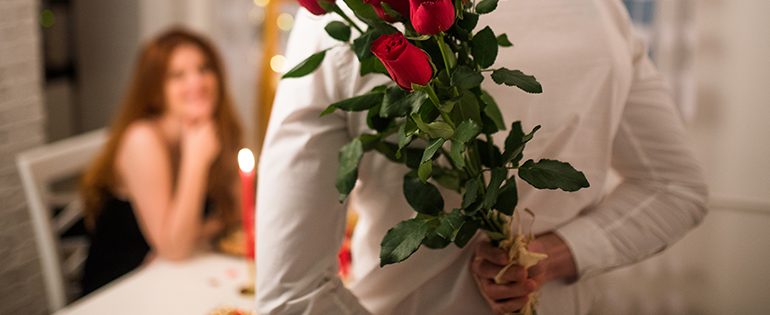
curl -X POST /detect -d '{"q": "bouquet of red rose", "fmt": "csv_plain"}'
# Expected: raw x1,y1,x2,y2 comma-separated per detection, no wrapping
284,0,589,313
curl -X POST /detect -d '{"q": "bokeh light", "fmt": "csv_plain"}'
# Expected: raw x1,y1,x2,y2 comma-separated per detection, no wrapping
276,13,294,31
270,55,286,73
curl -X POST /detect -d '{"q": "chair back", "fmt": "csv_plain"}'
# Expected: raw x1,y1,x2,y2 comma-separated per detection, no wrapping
16,129,106,311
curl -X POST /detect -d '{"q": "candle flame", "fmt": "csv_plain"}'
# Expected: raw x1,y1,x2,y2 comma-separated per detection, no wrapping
238,148,255,172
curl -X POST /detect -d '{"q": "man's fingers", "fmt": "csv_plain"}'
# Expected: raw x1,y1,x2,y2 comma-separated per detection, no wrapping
482,279,534,301
492,296,530,315
499,264,527,283
472,258,504,279
471,257,528,283
475,241,509,265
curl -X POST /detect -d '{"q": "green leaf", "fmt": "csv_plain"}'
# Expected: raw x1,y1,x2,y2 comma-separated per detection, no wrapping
454,0,464,20
380,87,411,118
408,90,430,115
477,139,503,168
432,167,461,191
359,133,381,150
412,113,454,139
479,91,505,131
373,141,399,162
352,31,375,60
486,231,507,242
452,90,482,126
403,147,423,169
325,21,351,42
461,177,481,209
418,160,433,182
418,138,443,182
403,171,445,215
343,0,381,25
448,141,465,169
412,89,437,117
494,177,517,215
482,167,507,209
457,12,479,32
360,55,389,77
496,34,513,47
370,84,389,93
422,217,451,249
380,2,402,20
502,121,540,165
380,218,429,266
422,138,446,162
435,209,464,240
451,65,484,90
336,138,364,201
397,119,418,154
452,120,481,143
491,68,543,94
454,219,479,247
438,99,456,113
282,50,327,79
321,91,384,116
475,0,498,14
518,159,590,192
367,103,392,132
376,142,420,168
472,26,498,69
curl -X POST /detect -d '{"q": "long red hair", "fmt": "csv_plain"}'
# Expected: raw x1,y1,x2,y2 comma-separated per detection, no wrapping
81,28,243,229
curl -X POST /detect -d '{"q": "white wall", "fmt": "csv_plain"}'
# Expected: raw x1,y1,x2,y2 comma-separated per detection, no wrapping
593,1,770,314
691,0,770,202
73,0,140,132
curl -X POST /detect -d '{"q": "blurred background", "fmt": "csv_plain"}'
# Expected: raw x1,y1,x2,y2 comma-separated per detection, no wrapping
0,0,768,314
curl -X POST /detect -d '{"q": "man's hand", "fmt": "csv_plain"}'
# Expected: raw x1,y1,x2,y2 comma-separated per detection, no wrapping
469,233,577,314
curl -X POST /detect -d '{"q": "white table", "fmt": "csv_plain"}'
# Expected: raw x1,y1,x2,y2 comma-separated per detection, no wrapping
54,253,256,315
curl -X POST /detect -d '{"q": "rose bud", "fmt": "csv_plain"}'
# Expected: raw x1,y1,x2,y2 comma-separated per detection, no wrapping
410,0,455,35
371,33,433,90
298,0,334,15
364,0,410,22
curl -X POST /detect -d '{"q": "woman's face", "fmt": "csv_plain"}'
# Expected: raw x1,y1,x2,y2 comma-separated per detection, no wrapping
164,44,218,123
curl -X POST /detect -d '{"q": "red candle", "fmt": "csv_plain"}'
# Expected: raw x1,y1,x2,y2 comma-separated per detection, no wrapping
238,148,256,260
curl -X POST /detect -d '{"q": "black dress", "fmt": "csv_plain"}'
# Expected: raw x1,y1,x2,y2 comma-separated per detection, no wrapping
80,195,212,296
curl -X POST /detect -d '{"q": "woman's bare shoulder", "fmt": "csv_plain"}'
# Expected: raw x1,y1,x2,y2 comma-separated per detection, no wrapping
117,119,168,163
122,120,164,149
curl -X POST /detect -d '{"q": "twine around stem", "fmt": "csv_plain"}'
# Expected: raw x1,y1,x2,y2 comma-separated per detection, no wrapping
493,210,548,315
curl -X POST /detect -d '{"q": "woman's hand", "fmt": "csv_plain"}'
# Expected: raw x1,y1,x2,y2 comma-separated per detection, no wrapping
469,233,576,314
182,120,220,166
182,120,220,164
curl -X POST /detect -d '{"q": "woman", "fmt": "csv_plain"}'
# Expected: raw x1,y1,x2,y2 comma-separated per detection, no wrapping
80,28,243,295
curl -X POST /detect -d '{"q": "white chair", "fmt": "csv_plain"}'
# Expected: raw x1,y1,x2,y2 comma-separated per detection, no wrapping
16,129,107,312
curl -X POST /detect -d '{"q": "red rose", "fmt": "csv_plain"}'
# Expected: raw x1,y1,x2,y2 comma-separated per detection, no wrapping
298,0,334,15
409,0,455,35
364,0,410,22
371,33,433,90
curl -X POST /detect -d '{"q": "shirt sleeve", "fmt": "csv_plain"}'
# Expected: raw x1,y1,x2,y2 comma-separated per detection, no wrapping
554,13,709,279
255,10,372,315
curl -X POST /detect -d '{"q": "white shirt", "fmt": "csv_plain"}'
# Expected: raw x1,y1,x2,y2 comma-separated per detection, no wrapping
256,0,709,314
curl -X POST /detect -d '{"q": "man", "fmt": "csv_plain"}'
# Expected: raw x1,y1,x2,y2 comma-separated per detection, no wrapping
256,0,708,314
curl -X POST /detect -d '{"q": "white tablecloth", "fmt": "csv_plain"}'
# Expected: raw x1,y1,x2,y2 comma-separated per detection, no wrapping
55,253,256,315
